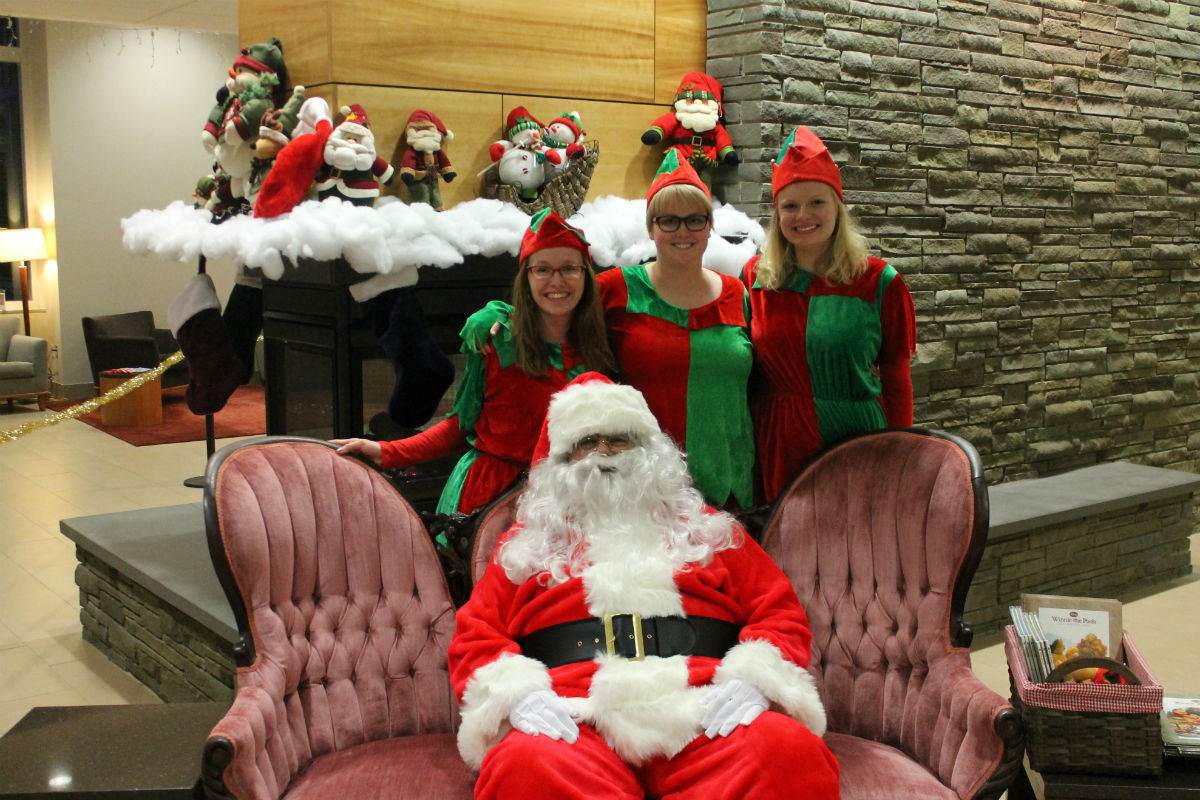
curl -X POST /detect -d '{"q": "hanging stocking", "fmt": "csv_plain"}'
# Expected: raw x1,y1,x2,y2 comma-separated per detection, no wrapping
168,273,244,415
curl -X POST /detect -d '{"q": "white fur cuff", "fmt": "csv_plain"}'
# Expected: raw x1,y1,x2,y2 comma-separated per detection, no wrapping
456,652,552,770
715,638,827,736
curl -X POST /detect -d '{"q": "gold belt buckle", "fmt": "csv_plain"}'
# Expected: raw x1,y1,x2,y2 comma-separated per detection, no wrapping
603,613,645,661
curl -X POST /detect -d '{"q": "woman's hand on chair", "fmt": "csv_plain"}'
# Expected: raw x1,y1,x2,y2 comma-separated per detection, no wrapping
331,438,384,467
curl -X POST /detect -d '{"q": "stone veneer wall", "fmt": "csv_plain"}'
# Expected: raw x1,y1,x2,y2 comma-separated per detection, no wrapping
708,0,1200,484
76,550,235,703
964,493,1195,635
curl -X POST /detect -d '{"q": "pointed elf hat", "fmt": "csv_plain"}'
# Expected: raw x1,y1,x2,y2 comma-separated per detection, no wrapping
519,208,592,265
531,372,661,463
647,148,711,204
772,125,843,202
504,106,542,140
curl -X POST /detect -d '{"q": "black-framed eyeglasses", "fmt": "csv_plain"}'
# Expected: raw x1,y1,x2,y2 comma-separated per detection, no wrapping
653,214,710,232
527,264,586,280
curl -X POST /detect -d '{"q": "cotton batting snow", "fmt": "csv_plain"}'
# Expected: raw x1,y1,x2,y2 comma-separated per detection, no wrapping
121,196,765,280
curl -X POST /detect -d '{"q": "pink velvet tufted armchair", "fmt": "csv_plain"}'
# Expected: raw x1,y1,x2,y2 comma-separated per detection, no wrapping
760,428,1024,800
200,437,474,800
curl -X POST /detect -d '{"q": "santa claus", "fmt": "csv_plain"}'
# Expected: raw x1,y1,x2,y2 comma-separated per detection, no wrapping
449,373,839,800
399,109,457,211
314,104,395,206
642,72,739,189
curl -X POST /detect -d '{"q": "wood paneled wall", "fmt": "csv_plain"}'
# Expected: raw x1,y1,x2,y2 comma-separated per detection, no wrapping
240,0,705,208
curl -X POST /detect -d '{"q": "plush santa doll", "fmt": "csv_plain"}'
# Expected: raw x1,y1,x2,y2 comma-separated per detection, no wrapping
642,72,738,189
313,104,395,206
542,111,587,175
399,109,457,211
200,39,290,214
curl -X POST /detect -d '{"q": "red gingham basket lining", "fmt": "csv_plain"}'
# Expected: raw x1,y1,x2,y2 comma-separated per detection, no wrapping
1004,626,1163,715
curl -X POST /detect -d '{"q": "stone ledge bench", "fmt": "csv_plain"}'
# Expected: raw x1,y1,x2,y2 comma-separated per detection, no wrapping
59,462,1200,700
965,461,1200,637
60,503,237,703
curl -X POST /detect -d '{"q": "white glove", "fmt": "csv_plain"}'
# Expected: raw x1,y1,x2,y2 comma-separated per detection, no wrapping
700,678,768,738
509,690,579,743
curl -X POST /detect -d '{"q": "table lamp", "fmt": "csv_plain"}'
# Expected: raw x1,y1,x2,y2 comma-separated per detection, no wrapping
0,227,48,335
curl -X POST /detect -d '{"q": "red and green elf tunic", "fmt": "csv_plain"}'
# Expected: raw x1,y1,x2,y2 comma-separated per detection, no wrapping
380,301,589,515
598,265,754,509
741,255,917,503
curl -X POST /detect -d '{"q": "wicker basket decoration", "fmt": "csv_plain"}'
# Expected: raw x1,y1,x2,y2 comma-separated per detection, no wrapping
482,141,599,218
1005,625,1164,777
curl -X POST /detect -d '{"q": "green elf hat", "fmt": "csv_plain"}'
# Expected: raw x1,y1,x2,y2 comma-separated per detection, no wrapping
519,208,592,266
233,37,285,76
647,148,712,204
772,125,843,202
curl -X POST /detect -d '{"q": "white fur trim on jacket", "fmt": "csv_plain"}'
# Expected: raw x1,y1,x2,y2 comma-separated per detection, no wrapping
456,651,552,770
577,654,703,764
715,638,827,736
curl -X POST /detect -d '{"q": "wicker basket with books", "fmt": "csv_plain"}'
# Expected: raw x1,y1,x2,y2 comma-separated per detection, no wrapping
1005,625,1164,776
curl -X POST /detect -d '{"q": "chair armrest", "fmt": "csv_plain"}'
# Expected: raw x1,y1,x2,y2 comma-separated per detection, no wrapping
927,664,1024,800
153,327,180,355
200,686,291,800
8,335,49,391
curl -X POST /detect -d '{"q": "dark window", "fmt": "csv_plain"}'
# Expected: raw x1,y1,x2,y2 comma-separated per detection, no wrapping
0,22,27,301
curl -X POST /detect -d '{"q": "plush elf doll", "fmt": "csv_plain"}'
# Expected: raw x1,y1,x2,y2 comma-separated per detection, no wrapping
200,38,290,216
642,72,739,190
399,109,457,211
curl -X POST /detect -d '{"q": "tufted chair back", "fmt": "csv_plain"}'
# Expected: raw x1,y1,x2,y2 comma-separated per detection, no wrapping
469,483,523,585
761,429,1019,800
202,437,461,800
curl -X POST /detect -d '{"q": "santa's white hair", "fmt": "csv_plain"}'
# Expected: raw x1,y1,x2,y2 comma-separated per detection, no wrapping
498,431,740,586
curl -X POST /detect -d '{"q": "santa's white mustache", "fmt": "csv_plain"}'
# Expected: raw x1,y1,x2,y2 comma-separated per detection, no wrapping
407,131,442,151
325,137,374,171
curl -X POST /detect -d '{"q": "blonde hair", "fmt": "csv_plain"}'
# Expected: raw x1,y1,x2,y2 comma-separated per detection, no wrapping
755,195,871,289
645,184,713,234
510,257,617,378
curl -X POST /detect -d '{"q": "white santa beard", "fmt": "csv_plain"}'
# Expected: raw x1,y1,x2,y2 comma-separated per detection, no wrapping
674,108,718,133
499,438,735,591
325,137,374,171
407,131,442,152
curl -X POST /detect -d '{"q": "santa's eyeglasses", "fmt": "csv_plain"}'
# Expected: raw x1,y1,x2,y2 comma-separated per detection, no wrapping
653,214,711,232
569,434,635,460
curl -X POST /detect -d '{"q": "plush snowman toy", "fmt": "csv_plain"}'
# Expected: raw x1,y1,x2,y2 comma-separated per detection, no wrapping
542,111,586,175
496,146,548,200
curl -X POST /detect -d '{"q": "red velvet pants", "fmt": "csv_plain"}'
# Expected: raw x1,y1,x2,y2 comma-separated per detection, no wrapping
474,711,840,799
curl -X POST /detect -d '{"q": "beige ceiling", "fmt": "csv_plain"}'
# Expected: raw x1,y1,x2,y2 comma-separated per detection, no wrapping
0,0,237,34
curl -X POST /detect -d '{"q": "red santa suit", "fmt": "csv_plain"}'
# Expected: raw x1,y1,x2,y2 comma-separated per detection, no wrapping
448,374,838,800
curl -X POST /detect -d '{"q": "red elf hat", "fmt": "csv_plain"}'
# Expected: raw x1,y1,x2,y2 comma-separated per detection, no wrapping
646,148,711,205
771,125,843,202
519,208,591,265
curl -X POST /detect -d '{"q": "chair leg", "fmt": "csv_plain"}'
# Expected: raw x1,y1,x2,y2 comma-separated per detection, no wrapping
37,392,49,411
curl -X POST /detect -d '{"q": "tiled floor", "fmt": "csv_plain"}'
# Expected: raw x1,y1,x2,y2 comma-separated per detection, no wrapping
0,399,258,735
1,397,1198,749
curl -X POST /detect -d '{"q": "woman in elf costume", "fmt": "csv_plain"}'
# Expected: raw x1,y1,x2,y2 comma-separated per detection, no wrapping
595,151,755,509
742,126,917,503
333,208,616,515
462,153,755,510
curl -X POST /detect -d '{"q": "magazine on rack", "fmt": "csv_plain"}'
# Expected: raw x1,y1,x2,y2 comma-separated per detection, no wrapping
1162,696,1200,757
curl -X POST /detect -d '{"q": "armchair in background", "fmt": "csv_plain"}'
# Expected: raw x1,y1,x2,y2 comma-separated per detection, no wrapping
0,315,50,409
81,310,189,389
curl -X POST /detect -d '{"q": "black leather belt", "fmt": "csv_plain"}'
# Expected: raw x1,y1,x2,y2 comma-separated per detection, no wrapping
517,613,739,668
